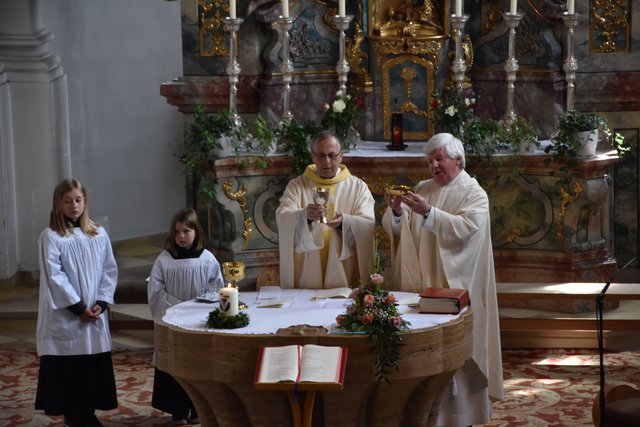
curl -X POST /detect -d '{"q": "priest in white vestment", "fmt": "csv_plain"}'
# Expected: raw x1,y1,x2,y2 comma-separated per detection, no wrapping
382,133,504,427
276,131,375,289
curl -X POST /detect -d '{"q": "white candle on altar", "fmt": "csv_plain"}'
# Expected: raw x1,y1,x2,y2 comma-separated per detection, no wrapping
220,284,239,316
455,0,462,17
339,0,345,17
510,0,517,14
282,0,289,18
229,0,236,19
567,0,574,14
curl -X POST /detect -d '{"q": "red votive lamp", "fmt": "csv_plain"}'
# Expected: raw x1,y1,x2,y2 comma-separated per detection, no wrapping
391,113,403,146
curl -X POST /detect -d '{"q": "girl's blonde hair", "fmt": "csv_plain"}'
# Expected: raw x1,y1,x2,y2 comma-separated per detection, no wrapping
50,179,98,237
165,208,207,256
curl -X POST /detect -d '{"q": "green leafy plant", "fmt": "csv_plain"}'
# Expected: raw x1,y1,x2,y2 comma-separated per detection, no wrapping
335,274,410,382
495,116,541,153
462,118,502,157
254,114,278,153
277,118,319,175
545,110,627,165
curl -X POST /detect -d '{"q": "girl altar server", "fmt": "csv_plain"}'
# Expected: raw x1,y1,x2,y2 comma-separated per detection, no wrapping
147,208,224,425
35,179,118,427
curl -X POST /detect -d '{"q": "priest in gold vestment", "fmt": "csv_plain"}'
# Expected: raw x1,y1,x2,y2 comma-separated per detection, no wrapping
382,133,504,426
276,131,375,289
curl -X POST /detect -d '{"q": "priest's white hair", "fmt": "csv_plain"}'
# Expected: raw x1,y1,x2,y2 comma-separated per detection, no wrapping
423,133,466,169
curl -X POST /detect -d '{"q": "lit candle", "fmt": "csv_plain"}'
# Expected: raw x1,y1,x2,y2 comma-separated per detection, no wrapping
282,0,289,18
338,0,345,17
455,0,462,17
219,284,239,316
510,0,517,14
567,0,574,14
229,0,236,19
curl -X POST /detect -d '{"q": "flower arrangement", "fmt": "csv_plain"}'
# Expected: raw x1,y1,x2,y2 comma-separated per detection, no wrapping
335,274,410,382
321,89,364,151
431,87,478,139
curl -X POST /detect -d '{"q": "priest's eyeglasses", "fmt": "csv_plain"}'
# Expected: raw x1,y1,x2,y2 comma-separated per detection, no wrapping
312,151,342,160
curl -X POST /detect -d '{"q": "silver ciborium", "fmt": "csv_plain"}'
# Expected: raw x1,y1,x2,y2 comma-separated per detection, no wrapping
312,187,330,224
222,261,247,309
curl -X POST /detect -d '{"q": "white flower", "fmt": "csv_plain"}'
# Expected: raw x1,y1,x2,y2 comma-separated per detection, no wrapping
445,105,458,117
464,98,470,106
335,89,344,99
470,98,476,105
332,99,346,113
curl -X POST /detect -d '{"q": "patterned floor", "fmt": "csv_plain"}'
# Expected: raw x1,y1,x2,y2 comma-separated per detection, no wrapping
1,348,639,426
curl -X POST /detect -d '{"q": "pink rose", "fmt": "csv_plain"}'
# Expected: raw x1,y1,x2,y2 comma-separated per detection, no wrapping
336,315,346,325
363,294,375,306
385,294,396,305
370,273,384,284
322,103,330,112
349,288,361,299
390,316,402,328
362,314,374,325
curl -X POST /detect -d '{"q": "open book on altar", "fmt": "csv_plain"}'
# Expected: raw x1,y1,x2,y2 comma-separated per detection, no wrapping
254,344,348,390
311,287,352,299
418,287,470,314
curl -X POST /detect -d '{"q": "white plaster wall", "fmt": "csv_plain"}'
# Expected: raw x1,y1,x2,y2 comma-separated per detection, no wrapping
39,0,185,242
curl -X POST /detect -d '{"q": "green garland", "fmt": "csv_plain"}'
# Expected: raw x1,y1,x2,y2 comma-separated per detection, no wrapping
205,309,250,329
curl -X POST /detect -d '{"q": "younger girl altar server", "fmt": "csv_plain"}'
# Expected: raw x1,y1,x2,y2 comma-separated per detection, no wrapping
147,208,224,425
35,179,118,427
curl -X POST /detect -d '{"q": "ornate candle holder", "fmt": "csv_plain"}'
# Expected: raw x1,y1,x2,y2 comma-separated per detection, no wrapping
561,12,580,112
222,17,244,127
450,14,470,93
332,15,354,93
273,16,295,121
502,12,523,124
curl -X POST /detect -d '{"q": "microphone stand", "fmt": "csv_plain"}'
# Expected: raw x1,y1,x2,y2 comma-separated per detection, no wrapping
596,257,635,426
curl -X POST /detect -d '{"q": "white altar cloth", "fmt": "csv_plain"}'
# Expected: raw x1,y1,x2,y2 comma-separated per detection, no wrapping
162,288,465,334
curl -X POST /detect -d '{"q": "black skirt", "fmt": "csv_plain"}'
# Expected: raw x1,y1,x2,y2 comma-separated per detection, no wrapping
35,352,118,416
151,367,195,419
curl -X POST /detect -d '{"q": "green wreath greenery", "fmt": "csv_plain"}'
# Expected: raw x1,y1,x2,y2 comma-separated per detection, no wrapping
205,309,250,329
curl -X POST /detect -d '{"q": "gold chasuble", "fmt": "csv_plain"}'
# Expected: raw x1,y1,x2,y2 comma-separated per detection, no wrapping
276,165,375,289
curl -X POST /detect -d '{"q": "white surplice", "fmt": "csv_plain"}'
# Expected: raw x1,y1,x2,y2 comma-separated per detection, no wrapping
147,249,224,318
36,226,118,356
276,164,375,289
382,170,504,426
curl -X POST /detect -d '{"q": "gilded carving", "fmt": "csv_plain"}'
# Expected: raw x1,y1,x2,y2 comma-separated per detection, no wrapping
382,55,434,140
199,0,228,57
557,181,583,243
370,38,442,67
347,20,370,78
590,0,630,53
483,0,503,35
369,0,448,38
222,180,252,249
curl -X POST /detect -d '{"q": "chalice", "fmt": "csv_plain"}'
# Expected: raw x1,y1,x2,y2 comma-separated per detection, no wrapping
222,261,248,310
312,187,330,224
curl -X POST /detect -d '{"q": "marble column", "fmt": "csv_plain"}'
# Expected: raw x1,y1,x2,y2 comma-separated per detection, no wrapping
0,0,71,276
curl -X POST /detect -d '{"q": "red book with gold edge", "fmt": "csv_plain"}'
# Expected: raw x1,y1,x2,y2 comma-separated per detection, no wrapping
418,288,470,314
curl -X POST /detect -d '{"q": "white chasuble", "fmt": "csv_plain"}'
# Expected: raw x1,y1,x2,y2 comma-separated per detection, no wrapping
382,170,504,426
276,164,375,289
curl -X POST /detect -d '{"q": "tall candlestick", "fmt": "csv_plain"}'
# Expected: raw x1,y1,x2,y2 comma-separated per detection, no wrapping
339,0,345,17
510,0,517,14
220,285,239,317
282,0,289,18
229,0,236,19
455,0,462,17
567,0,574,14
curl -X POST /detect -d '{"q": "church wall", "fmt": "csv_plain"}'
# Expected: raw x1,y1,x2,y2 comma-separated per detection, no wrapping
38,0,186,242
